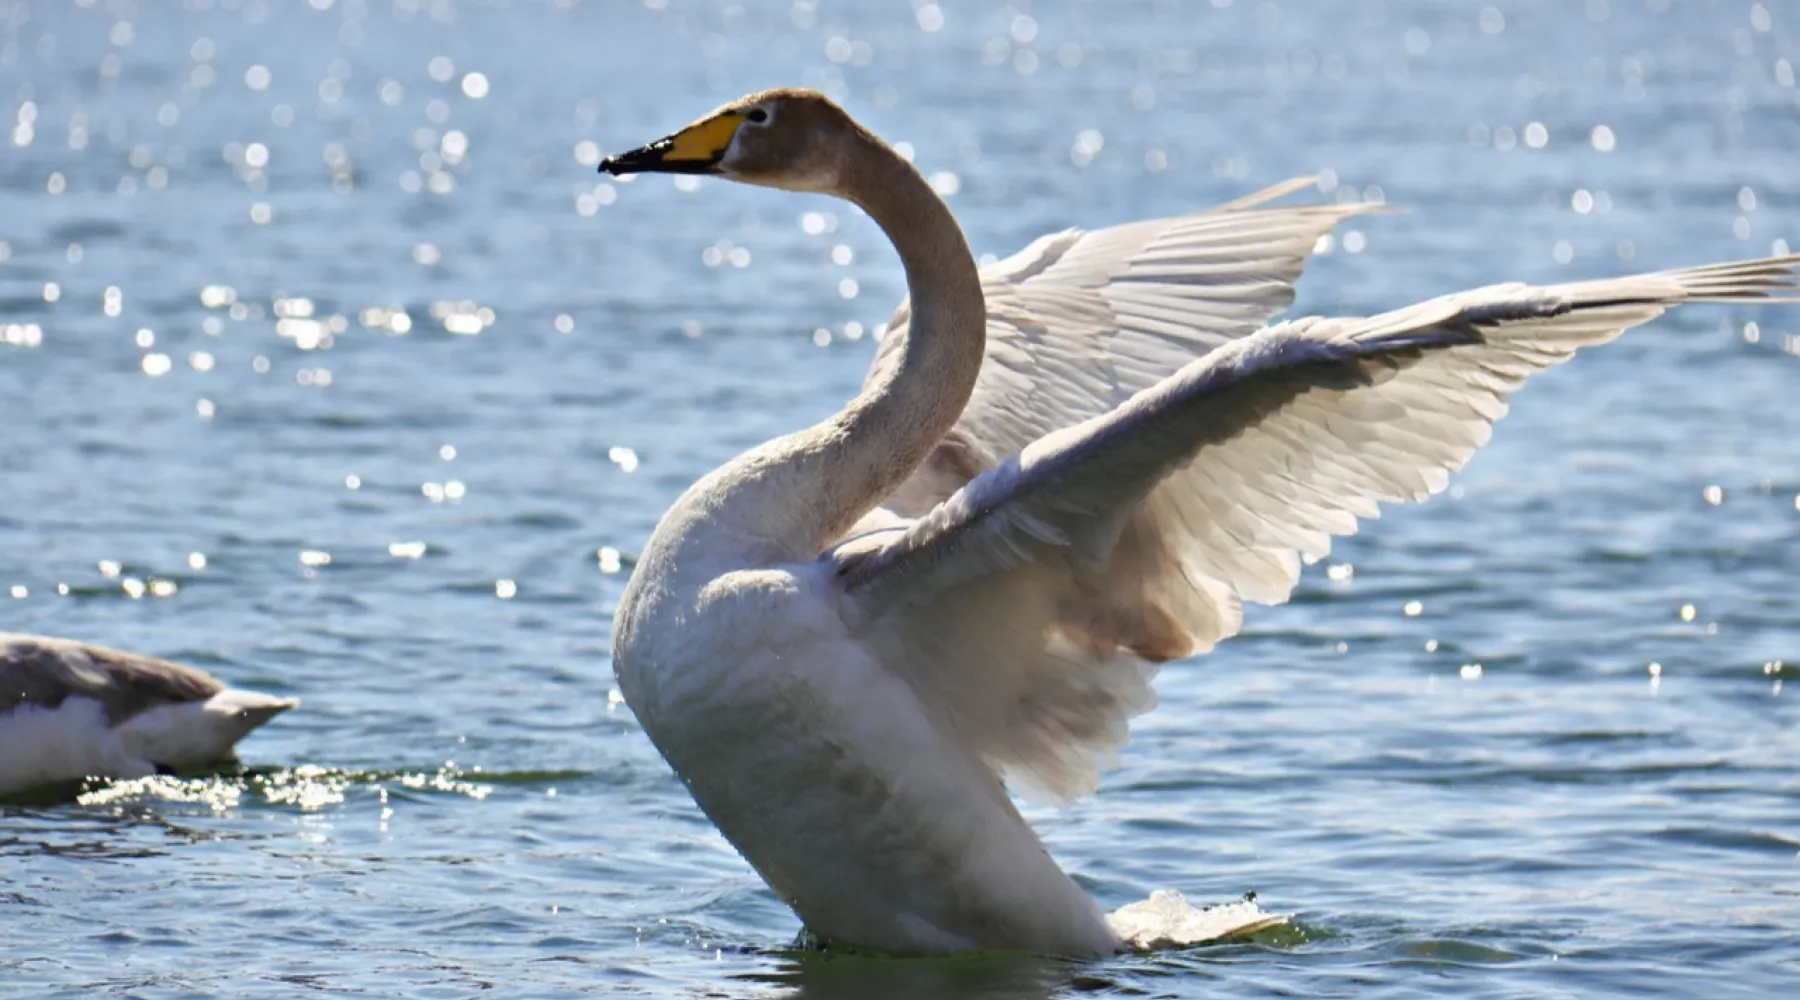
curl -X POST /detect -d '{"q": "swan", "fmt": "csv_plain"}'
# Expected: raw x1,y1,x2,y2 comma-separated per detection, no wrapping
0,633,296,798
600,88,1799,956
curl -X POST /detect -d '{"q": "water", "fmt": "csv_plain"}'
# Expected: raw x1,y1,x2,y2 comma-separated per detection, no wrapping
2,0,1797,996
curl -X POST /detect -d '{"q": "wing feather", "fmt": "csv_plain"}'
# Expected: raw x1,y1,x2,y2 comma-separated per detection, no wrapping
872,178,1381,515
834,255,1800,804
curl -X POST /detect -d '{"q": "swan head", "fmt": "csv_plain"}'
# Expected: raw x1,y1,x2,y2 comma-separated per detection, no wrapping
600,88,862,194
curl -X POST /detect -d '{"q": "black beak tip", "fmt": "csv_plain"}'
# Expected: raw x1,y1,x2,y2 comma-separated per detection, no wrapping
593,140,718,178
599,136,676,176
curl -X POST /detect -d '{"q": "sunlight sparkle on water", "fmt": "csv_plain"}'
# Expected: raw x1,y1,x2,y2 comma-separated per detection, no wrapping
3,3,1796,994
78,776,244,813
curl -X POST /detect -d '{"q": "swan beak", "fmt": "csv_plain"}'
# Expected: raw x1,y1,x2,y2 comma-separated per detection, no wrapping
601,112,744,176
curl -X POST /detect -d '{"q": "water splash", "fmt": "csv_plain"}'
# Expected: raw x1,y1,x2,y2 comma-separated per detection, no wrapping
58,764,512,813
1105,890,1287,949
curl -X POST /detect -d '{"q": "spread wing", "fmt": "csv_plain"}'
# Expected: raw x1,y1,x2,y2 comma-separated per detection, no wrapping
832,256,1800,805
869,177,1383,513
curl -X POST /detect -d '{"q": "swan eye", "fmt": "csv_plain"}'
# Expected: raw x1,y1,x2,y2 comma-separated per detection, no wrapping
746,108,770,124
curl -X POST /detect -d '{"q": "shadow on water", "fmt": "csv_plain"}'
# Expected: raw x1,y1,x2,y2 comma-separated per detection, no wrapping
744,948,1078,1000
732,920,1318,1000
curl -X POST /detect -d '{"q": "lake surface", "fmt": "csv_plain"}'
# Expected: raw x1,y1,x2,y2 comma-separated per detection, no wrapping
3,0,1798,997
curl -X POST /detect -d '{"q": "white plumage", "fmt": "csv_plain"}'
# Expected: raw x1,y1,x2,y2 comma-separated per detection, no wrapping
600,88,1800,957
839,256,1800,807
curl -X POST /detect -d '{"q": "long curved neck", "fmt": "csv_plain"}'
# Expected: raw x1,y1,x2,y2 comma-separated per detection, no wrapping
821,135,985,533
710,133,985,560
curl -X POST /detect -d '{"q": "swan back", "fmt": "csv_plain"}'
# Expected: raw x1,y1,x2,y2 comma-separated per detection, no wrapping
0,634,296,796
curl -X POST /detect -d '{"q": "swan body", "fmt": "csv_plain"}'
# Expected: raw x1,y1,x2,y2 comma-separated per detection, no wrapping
602,88,1800,956
619,550,1120,953
0,633,296,798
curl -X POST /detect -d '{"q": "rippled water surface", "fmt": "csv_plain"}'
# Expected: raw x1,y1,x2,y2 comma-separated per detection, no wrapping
4,1,1799,997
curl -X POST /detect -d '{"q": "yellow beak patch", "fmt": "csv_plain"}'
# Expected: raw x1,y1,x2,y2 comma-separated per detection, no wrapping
660,112,745,163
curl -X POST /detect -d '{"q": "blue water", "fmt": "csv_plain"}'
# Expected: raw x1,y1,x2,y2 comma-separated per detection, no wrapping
3,0,1798,996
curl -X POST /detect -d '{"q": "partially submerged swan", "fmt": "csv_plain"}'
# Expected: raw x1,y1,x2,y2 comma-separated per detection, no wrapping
0,633,296,798
601,88,1799,956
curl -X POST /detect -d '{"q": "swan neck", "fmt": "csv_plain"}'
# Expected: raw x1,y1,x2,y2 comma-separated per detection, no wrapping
669,132,984,564
809,137,985,542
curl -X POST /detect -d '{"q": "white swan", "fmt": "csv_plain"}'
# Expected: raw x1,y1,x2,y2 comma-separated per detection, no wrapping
0,633,296,798
601,88,1799,956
